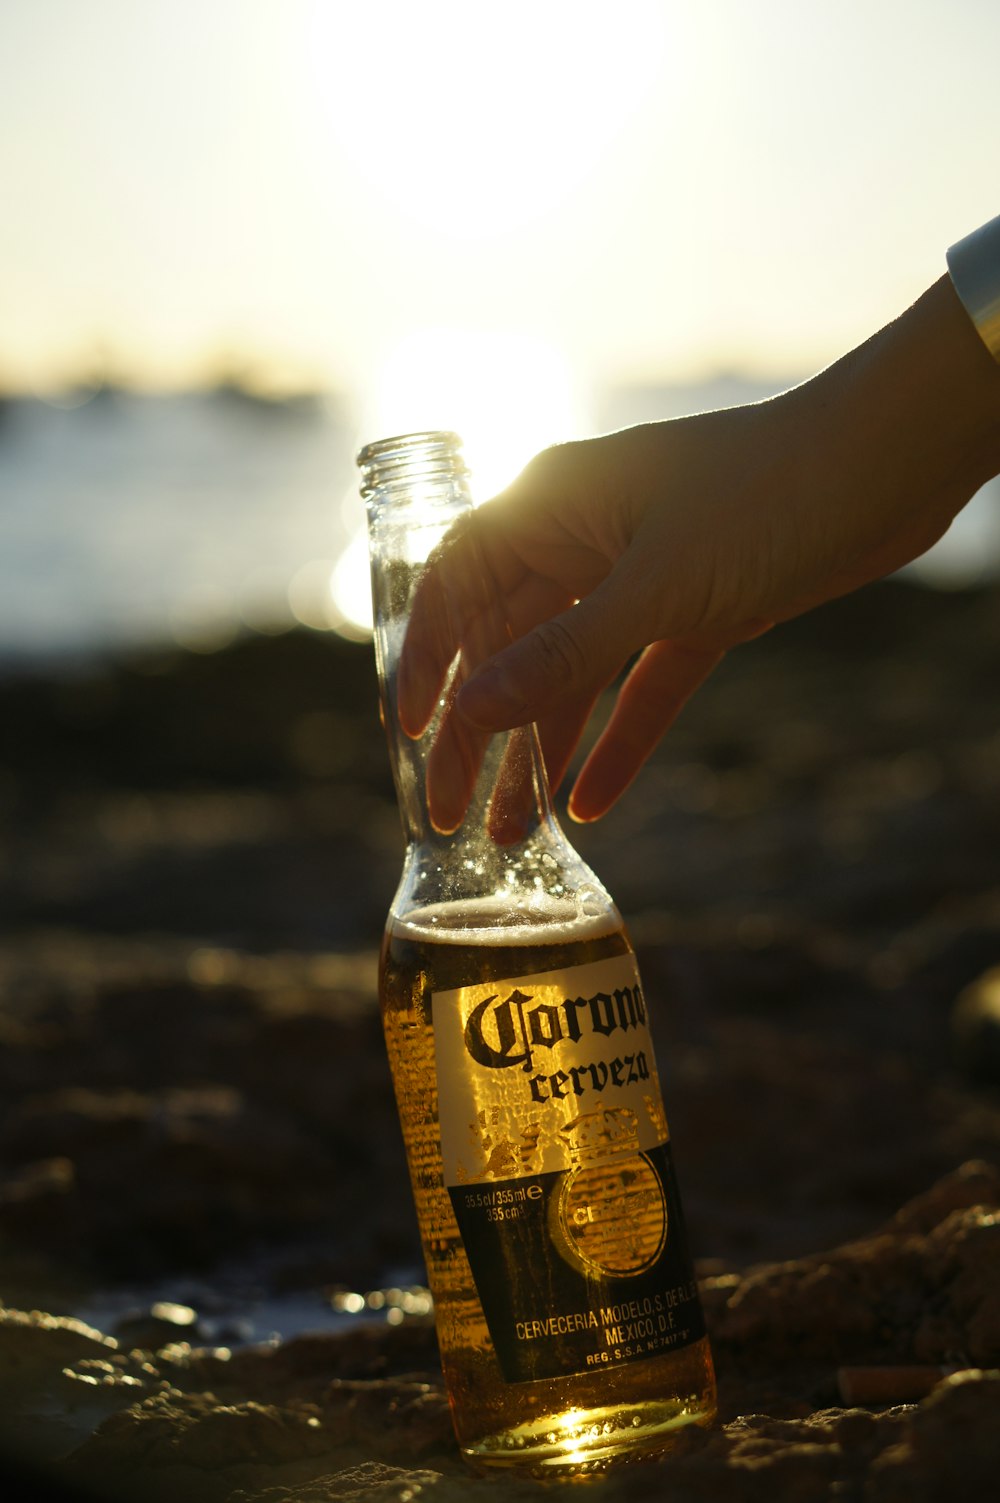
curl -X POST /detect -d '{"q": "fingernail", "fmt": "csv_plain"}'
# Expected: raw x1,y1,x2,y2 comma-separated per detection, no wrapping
567,785,602,824
458,665,525,728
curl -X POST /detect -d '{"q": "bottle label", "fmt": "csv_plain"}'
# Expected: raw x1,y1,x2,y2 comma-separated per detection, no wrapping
433,953,705,1384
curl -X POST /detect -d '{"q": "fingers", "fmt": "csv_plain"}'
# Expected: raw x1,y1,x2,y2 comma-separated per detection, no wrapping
457,574,646,734
567,640,726,822
397,511,526,738
425,674,491,834
534,689,605,796
486,725,542,846
423,638,594,835
409,519,586,827
396,564,459,738
397,518,489,738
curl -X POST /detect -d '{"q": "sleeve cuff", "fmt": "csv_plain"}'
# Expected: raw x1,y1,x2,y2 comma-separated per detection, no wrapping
947,214,1000,364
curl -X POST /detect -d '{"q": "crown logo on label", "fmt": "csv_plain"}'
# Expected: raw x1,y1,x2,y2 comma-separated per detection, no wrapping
560,1105,639,1164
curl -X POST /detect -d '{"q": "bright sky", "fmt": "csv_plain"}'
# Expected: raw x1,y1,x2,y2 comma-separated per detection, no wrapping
2,0,999,418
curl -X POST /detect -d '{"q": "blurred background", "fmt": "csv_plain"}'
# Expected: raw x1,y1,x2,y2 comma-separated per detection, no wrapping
3,9,1000,1493
3,0,1000,664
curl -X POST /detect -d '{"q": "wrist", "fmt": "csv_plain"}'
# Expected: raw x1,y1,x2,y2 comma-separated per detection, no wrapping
899,274,1000,477
834,274,1000,503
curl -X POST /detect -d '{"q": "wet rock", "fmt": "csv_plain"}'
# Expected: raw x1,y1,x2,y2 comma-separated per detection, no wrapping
61,1328,457,1503
0,1307,147,1465
73,1390,333,1472
707,1160,1000,1369
866,1368,1000,1501
111,1301,201,1351
886,1158,1000,1233
229,1463,502,1503
608,1406,909,1502
0,1306,118,1390
313,1380,453,1460
0,1165,996,1503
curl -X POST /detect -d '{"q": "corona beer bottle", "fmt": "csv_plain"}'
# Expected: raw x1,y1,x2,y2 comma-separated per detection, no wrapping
359,431,716,1475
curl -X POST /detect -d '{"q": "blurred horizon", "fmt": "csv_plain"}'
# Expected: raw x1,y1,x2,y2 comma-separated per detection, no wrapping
2,368,797,666
3,372,1000,671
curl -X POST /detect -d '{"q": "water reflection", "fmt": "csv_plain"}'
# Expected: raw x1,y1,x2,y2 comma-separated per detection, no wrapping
79,1277,434,1354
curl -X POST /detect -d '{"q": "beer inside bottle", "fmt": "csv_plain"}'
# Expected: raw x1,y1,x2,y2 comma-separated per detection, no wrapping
360,432,716,1474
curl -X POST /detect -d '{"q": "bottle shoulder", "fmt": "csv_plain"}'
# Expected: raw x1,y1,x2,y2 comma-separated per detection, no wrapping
389,825,622,948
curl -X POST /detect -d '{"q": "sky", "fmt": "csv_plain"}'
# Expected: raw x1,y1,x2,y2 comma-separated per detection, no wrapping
2,0,999,437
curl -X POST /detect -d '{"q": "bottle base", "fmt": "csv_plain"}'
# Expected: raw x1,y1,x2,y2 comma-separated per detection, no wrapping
460,1395,716,1477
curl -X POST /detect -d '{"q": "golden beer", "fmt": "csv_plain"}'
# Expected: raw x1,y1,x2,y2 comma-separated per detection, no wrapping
380,899,716,1474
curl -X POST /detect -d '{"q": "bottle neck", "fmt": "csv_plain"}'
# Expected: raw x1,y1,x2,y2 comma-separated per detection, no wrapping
362,432,607,930
363,430,552,841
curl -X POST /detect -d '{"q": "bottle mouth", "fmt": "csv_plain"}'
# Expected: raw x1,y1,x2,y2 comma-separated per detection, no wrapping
356,431,469,500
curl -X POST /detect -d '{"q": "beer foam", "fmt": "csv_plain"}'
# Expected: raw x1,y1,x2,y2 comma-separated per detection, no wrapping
390,894,618,947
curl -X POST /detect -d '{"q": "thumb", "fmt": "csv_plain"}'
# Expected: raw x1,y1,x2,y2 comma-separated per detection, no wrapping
457,579,643,731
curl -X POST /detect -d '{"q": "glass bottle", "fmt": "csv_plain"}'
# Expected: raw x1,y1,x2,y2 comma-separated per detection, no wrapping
358,430,716,1475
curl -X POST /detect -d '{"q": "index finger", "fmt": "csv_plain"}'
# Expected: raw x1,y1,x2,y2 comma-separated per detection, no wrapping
397,509,527,737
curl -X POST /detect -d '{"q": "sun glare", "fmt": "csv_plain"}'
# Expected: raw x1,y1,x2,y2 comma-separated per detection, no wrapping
327,326,584,637
370,327,582,498
298,0,666,641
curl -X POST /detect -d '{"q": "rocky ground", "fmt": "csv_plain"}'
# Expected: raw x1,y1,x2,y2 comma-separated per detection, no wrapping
1,578,999,1501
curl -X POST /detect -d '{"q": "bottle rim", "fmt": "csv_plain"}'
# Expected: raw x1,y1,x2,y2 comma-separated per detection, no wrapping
356,431,469,500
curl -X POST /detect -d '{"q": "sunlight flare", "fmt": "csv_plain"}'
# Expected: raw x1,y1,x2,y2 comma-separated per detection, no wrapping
327,325,585,639
368,326,583,499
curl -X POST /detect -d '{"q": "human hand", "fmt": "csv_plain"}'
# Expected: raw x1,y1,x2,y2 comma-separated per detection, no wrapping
400,276,1000,821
